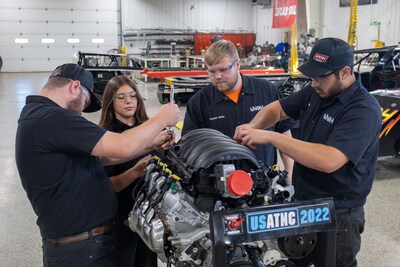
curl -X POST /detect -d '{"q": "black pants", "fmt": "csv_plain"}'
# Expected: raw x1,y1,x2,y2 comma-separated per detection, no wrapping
115,219,157,267
335,206,365,267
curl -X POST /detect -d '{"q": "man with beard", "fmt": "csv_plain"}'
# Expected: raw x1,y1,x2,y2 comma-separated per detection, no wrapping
15,63,179,266
182,40,295,176
234,37,382,267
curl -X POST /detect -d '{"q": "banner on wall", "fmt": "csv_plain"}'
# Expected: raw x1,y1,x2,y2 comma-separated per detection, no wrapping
272,0,297,29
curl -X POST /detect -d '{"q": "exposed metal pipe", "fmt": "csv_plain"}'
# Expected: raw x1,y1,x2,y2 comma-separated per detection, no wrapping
117,0,123,49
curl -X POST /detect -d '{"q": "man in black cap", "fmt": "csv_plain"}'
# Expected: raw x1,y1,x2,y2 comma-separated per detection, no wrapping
15,63,180,266
234,37,382,267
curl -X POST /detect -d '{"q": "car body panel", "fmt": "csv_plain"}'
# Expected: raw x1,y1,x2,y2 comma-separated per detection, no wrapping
370,89,400,157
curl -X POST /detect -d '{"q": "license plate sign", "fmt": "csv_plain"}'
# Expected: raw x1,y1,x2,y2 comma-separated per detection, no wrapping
246,203,331,234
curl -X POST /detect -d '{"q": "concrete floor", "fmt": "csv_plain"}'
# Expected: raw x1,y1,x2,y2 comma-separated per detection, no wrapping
0,72,399,266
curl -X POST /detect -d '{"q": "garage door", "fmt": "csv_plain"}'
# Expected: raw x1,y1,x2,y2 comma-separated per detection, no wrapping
0,0,119,72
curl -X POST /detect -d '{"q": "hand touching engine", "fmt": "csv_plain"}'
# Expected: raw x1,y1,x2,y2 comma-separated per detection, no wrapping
156,103,180,128
151,129,176,151
132,154,152,178
234,124,271,149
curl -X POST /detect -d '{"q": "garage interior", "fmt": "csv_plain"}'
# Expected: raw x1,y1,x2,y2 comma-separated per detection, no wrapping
0,0,400,266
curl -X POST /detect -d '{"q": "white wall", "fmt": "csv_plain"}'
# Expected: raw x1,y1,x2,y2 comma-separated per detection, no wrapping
319,0,400,49
1,0,399,72
0,0,120,72
122,0,253,33
251,4,286,45
252,0,307,46
249,0,400,50
121,0,255,55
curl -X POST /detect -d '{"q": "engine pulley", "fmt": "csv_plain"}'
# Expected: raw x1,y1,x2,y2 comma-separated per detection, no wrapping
277,233,317,260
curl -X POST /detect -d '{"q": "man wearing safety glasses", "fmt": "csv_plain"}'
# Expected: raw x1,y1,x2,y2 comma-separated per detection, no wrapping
182,40,295,178
234,37,382,267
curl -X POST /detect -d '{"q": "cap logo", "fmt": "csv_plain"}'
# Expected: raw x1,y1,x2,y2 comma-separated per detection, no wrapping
313,53,329,63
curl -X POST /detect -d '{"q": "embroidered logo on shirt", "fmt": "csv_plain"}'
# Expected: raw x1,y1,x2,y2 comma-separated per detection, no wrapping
313,53,329,63
209,115,225,121
323,113,335,124
250,105,264,112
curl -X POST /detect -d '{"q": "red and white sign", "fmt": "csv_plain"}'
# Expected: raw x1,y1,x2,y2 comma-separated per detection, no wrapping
272,0,297,29
313,53,329,62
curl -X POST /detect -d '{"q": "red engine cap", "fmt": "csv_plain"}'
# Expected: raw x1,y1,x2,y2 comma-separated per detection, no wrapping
227,170,253,196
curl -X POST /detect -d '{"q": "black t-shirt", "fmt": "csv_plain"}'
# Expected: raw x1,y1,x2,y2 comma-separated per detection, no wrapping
280,76,382,208
15,95,117,239
104,119,142,220
182,75,295,167
104,119,163,221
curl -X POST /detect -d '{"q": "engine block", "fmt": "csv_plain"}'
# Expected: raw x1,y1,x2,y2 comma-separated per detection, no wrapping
128,128,308,267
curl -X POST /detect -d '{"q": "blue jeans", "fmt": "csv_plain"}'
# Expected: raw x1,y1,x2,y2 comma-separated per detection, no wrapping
335,206,365,267
42,230,117,267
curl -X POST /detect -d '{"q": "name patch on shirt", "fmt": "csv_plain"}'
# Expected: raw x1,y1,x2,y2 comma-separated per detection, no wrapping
323,113,335,124
250,105,264,112
209,115,225,121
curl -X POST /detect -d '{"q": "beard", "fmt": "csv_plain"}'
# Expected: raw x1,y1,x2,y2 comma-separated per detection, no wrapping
326,80,345,98
211,71,239,93
66,96,85,114
315,79,345,99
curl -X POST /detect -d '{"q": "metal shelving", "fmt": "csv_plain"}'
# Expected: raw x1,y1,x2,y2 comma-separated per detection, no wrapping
123,28,194,56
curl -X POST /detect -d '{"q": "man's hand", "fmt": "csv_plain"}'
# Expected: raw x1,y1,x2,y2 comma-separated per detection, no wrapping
151,130,176,151
157,103,180,127
233,123,253,143
235,125,270,149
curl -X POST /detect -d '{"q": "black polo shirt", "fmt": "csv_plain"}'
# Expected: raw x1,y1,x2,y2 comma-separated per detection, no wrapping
15,95,117,239
280,76,382,208
182,75,295,167
104,119,141,221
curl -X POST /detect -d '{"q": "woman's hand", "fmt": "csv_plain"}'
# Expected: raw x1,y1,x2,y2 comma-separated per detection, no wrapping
132,154,152,177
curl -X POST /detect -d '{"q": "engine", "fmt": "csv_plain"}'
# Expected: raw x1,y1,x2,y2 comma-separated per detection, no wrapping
128,128,317,267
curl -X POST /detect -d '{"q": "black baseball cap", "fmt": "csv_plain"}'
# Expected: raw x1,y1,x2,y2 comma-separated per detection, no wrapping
49,63,102,112
298,37,354,78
